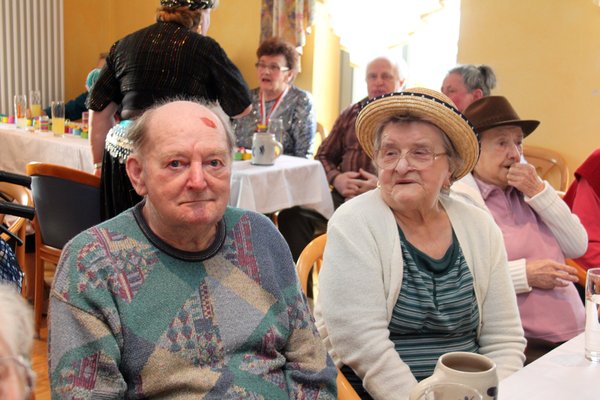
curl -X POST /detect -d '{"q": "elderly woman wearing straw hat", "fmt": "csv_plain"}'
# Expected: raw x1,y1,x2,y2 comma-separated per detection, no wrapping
314,88,526,399
452,96,586,363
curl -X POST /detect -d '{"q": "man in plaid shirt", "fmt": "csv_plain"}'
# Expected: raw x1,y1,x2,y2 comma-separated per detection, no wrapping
278,56,406,260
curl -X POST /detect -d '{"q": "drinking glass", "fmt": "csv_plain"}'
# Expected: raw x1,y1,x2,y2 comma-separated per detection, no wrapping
39,115,50,132
51,100,65,136
29,90,42,118
268,117,284,145
81,111,89,130
585,268,600,362
415,383,482,400
14,94,27,129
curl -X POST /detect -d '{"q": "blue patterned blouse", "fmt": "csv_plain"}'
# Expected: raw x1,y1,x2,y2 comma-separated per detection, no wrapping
232,86,316,158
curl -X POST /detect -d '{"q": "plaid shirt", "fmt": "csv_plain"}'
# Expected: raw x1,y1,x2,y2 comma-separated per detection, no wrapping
315,98,376,186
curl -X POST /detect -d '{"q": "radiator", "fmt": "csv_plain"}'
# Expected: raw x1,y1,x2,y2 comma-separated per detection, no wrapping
0,0,64,116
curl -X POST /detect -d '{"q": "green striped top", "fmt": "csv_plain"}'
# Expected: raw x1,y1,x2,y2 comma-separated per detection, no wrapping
389,226,480,381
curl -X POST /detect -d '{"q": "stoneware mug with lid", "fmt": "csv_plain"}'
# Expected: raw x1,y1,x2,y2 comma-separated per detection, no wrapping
251,132,283,166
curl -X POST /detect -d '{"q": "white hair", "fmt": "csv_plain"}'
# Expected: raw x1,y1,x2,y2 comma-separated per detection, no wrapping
0,284,33,359
366,55,409,89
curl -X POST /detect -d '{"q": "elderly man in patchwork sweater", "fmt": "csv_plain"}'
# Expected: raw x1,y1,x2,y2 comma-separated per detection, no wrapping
48,99,337,399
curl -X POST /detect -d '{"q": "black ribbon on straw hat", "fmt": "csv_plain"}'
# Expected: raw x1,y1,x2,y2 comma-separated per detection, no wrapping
355,88,480,181
160,0,215,10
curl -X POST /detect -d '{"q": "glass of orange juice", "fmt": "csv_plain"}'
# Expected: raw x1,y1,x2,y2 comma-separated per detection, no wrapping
29,90,42,118
14,94,27,129
51,100,65,136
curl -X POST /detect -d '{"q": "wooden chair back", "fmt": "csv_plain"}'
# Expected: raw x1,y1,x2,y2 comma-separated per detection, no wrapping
296,233,327,296
314,122,327,154
523,145,570,191
296,234,361,400
26,162,101,336
566,258,588,288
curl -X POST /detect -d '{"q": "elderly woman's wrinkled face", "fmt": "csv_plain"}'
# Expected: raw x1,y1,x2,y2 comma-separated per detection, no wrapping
256,54,293,98
474,125,523,189
376,121,452,211
441,73,480,112
0,337,31,400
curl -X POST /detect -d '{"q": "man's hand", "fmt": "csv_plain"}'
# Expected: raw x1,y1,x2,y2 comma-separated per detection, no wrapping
526,259,579,289
508,163,544,198
355,169,378,194
333,169,378,200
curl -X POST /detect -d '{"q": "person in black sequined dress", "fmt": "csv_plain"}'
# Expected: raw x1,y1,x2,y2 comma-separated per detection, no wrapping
87,0,251,220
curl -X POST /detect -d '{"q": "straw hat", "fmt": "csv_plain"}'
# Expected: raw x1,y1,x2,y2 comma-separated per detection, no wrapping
463,96,540,137
355,88,479,180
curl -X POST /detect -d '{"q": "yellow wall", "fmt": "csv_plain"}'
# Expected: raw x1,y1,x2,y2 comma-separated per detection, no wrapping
208,0,262,88
64,0,155,100
310,1,341,136
458,0,600,174
63,0,111,99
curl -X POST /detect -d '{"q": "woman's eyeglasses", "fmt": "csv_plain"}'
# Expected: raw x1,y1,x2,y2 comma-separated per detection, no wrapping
377,148,448,170
255,62,290,72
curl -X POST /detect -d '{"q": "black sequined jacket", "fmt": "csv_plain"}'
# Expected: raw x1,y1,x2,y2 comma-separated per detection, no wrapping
87,21,251,117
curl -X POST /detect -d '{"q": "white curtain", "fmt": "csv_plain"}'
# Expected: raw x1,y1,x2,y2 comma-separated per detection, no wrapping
0,0,64,116
326,0,461,93
325,0,443,65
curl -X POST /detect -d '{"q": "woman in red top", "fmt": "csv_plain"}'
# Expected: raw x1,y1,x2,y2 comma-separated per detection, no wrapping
563,148,600,270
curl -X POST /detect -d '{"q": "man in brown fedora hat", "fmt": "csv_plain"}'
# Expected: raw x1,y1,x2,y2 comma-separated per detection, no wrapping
451,95,587,363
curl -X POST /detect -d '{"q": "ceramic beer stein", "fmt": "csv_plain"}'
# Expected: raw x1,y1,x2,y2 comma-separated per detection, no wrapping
409,352,499,400
251,132,283,165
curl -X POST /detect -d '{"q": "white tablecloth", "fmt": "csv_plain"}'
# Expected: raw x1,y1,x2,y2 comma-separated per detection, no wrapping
0,128,334,218
499,333,598,399
0,123,93,173
230,155,334,218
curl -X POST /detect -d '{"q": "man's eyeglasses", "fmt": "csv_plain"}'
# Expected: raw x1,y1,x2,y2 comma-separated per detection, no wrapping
255,62,290,72
0,356,34,399
377,147,448,170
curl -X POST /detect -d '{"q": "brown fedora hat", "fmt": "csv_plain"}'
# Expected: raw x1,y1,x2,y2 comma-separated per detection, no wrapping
463,96,540,137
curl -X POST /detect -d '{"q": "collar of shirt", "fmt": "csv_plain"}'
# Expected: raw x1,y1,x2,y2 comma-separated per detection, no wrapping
473,175,518,201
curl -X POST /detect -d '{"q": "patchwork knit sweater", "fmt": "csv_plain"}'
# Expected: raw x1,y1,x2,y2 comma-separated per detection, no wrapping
49,204,337,399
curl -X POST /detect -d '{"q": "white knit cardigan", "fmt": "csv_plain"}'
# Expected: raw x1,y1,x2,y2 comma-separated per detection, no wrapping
314,188,526,400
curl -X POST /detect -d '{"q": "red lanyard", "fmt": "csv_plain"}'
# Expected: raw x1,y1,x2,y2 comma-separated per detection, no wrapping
259,87,289,127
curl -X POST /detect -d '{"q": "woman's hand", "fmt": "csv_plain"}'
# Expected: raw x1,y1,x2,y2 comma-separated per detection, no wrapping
525,259,579,289
507,163,544,198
